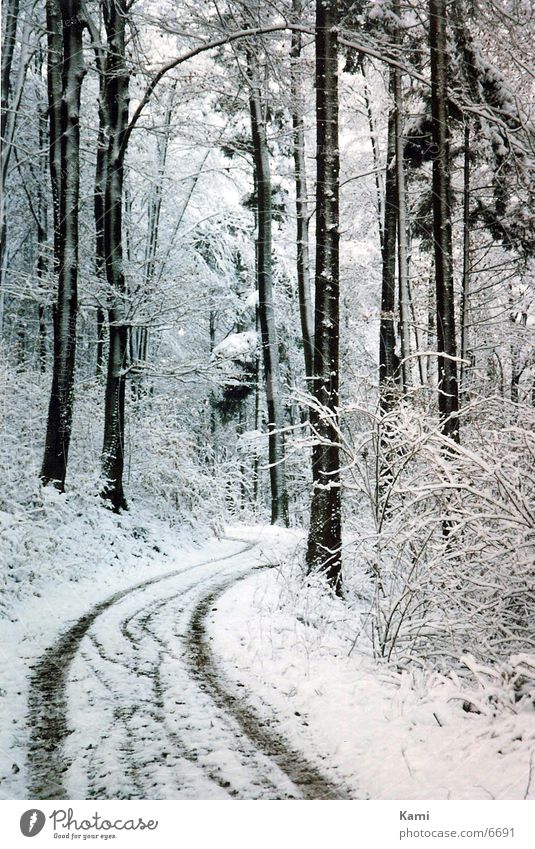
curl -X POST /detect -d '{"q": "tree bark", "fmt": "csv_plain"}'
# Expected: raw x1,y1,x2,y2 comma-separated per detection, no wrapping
248,77,289,526
429,0,459,442
96,307,106,376
94,73,107,379
1,2,32,332
0,0,20,307
361,63,384,252
99,0,130,511
290,0,314,384
394,66,411,394
41,0,85,488
37,80,48,374
379,69,398,412
459,123,471,400
306,0,342,592
1,0,19,143
129,87,175,392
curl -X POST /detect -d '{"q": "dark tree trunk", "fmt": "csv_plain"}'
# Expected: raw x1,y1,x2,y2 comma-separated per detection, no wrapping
394,65,411,394
1,0,19,143
306,0,342,592
248,69,289,527
459,123,471,401
96,307,106,376
38,304,47,372
37,88,48,374
429,0,459,442
379,69,398,412
94,83,107,379
37,205,48,374
129,89,174,395
41,0,85,489
290,0,314,384
0,0,20,326
99,0,130,511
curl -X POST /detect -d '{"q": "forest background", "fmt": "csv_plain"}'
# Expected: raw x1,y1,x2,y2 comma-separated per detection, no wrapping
1,0,535,759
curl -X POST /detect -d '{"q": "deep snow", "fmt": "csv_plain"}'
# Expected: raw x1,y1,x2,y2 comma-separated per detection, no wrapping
1,508,534,800
207,536,535,800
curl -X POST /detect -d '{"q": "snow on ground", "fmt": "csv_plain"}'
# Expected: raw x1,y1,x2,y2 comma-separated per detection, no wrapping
2,505,534,801
0,507,300,800
0,485,218,799
208,560,535,800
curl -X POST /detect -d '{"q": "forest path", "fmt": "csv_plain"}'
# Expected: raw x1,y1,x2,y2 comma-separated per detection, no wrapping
27,535,348,800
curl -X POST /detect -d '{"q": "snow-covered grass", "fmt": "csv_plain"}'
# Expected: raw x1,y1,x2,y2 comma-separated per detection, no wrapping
208,558,535,800
0,518,299,800
0,485,201,799
2,366,534,800
2,486,534,799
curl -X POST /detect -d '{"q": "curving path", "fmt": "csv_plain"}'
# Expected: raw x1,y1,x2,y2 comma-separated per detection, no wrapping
27,538,349,800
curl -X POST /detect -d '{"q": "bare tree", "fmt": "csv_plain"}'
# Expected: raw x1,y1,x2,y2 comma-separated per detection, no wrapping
40,0,85,488
306,0,342,591
248,57,289,526
290,0,314,384
379,68,398,412
96,0,130,510
429,0,459,442
1,0,35,331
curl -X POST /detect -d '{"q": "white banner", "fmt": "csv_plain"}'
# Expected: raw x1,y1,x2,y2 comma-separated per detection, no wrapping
2,800,534,849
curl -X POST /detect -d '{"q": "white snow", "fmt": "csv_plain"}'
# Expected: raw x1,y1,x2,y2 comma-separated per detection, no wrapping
207,564,535,800
213,331,258,360
2,512,534,800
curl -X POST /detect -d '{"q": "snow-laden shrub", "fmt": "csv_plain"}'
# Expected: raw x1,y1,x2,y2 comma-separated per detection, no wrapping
126,388,267,526
449,654,535,716
0,363,254,612
340,398,535,667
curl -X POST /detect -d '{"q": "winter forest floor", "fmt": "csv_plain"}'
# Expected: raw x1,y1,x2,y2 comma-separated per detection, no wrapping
1,500,534,800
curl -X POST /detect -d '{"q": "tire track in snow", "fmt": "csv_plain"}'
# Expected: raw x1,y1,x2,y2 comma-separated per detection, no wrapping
27,539,256,799
187,572,351,801
96,585,284,799
27,537,348,800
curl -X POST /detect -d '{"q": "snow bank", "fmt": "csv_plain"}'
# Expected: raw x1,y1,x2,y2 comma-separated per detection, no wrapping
208,565,535,800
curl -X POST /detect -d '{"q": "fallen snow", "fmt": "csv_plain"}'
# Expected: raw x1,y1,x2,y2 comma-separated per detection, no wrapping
0,515,300,800
2,511,534,801
208,564,535,800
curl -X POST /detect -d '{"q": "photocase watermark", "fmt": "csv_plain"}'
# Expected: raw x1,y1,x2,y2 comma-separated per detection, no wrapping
20,810,46,837
19,808,159,840
50,808,159,837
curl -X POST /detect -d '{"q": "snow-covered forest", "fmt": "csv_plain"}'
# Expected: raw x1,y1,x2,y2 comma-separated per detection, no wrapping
1,0,535,802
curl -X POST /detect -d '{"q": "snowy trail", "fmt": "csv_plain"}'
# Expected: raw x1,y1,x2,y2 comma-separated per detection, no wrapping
27,537,348,800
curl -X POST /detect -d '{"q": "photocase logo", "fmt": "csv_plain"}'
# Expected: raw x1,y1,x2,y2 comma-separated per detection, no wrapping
20,810,46,837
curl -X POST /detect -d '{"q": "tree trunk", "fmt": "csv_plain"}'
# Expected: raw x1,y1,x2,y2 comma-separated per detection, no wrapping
96,307,106,376
407,243,426,387
37,84,48,374
94,78,107,379
1,0,19,144
0,0,19,330
379,68,398,412
290,0,314,384
394,66,411,394
249,80,289,526
306,0,342,592
2,8,34,334
361,63,384,252
99,0,130,511
41,0,85,488
459,123,471,401
429,0,459,442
